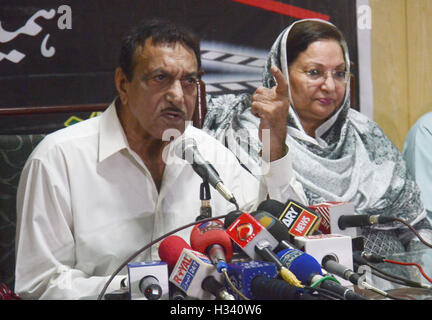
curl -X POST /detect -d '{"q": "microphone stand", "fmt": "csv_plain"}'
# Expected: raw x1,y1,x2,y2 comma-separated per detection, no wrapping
196,180,212,221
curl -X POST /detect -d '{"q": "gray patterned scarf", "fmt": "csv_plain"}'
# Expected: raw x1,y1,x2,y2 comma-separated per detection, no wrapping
203,19,431,258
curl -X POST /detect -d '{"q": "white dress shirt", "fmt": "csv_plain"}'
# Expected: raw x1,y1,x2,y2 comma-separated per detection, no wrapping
15,101,307,300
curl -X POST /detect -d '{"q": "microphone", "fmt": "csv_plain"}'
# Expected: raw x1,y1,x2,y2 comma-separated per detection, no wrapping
338,214,395,229
353,251,386,264
276,248,368,300
228,208,353,290
257,199,321,237
139,276,162,300
224,211,279,261
309,202,394,237
293,234,354,288
169,248,235,300
276,248,323,285
190,219,233,272
251,276,318,300
197,181,212,221
309,202,358,237
175,137,238,207
226,261,318,300
201,276,235,301
159,236,234,300
322,255,361,285
224,210,297,250
158,235,192,273
225,210,317,287
322,255,391,298
224,211,302,287
127,261,169,300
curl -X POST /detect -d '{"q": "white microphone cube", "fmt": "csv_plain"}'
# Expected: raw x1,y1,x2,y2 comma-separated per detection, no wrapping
309,202,358,238
294,234,354,288
128,261,169,300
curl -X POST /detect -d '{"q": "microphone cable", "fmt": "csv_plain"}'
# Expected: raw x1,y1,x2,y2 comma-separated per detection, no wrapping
358,262,415,287
353,263,413,300
387,217,432,249
97,213,229,300
354,253,432,289
341,214,432,248
221,269,249,301
356,261,428,295
357,252,432,287
304,286,344,300
383,259,432,284
304,275,346,300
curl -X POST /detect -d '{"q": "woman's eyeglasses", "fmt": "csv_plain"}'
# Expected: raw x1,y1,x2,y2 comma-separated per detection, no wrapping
303,69,351,86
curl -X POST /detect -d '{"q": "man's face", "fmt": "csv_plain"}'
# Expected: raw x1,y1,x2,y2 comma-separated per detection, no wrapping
116,38,199,141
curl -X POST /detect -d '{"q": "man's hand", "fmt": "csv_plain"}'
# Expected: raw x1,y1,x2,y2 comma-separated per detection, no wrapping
251,66,290,161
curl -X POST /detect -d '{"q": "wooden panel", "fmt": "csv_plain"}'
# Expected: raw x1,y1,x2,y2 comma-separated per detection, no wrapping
370,0,409,150
406,0,432,126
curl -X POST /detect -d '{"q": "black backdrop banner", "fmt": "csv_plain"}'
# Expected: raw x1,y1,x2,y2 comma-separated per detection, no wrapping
0,0,358,134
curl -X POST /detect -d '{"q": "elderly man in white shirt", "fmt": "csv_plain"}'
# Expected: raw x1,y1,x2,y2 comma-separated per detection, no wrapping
14,18,306,300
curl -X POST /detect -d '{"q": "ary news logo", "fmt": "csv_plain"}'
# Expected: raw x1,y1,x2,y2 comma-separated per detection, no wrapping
280,202,320,237
0,5,72,63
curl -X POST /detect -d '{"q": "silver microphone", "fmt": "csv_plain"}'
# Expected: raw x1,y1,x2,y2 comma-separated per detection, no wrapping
175,137,238,208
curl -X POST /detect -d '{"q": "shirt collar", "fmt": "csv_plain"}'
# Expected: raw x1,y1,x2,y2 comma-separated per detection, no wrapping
98,99,130,162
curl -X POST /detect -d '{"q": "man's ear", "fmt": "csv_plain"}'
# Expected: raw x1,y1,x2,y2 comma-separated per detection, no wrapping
115,67,129,106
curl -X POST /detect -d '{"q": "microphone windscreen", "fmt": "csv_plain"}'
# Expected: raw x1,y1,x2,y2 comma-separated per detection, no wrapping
223,210,243,228
158,235,192,272
276,249,322,284
257,199,285,218
190,220,233,262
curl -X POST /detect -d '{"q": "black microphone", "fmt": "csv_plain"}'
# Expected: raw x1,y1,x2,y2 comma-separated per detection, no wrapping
175,137,238,206
353,251,386,264
322,255,361,285
251,276,319,300
338,215,395,230
323,255,397,298
197,181,212,221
